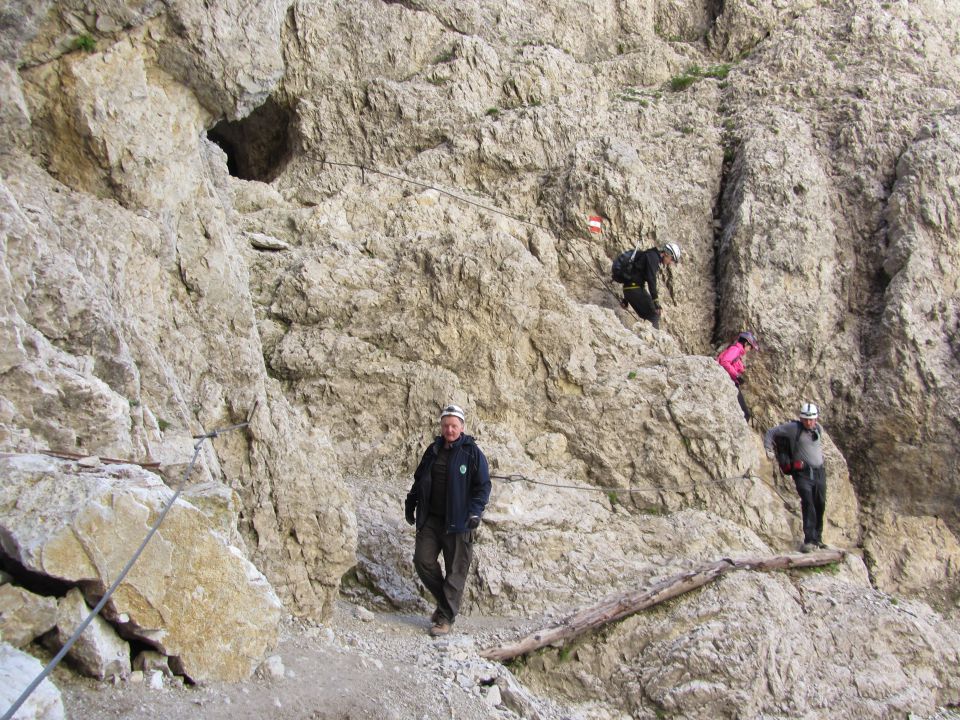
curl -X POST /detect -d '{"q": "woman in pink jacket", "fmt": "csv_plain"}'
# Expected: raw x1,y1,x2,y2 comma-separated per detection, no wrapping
717,331,759,420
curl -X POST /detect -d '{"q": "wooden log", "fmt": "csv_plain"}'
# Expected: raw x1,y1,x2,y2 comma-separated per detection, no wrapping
37,449,161,471
479,549,846,662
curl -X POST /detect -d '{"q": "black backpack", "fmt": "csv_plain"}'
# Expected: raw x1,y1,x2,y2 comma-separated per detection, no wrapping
773,421,805,475
611,248,642,283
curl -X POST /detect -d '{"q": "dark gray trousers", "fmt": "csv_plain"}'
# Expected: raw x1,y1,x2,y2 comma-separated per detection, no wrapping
794,466,827,544
413,514,474,623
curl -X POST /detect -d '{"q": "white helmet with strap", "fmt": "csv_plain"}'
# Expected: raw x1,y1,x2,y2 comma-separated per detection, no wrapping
799,402,819,419
661,242,681,263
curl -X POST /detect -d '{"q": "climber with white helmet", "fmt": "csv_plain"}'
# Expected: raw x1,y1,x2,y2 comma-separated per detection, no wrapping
405,404,491,636
612,242,681,329
716,331,759,421
764,402,829,553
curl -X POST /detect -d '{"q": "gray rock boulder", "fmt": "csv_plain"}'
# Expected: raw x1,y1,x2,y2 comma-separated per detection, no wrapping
158,0,293,119
0,585,57,648
52,588,131,681
0,641,65,720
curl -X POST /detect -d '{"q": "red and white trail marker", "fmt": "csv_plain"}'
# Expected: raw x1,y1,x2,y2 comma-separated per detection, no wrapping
588,215,603,233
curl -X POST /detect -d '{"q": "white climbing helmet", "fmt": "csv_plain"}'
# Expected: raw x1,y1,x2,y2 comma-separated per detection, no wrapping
439,404,465,423
799,402,819,419
662,242,681,263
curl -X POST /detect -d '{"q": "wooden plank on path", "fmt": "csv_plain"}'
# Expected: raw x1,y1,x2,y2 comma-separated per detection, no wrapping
479,549,846,662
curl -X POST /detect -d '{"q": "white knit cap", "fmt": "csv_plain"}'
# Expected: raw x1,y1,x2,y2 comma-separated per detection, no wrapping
439,404,465,422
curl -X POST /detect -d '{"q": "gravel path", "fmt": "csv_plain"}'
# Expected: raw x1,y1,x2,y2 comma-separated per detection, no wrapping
54,601,582,720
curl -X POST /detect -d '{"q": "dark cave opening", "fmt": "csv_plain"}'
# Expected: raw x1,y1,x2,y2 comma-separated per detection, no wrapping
206,97,293,182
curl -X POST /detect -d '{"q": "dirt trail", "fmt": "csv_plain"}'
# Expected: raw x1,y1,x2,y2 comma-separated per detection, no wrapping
52,601,573,720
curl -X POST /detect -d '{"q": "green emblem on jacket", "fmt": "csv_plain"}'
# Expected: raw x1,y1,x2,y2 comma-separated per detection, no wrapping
459,464,467,475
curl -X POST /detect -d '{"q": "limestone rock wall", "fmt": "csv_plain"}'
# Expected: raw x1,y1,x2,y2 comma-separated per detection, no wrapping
1,0,960,715
856,112,960,601
518,564,960,719
270,0,960,600
1,0,355,626
715,0,960,601
278,0,720,351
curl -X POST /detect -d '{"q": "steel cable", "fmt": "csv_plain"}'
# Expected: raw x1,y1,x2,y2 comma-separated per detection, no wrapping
317,158,638,318
489,471,766,496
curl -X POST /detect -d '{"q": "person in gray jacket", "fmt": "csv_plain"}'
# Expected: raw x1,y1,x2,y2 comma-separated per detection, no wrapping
764,402,828,553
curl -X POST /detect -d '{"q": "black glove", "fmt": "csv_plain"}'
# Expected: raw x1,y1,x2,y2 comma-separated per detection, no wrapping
619,297,628,309
405,507,415,525
466,515,481,530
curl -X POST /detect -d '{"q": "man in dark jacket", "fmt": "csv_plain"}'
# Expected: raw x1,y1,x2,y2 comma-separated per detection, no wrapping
618,242,681,329
405,404,491,636
764,402,828,553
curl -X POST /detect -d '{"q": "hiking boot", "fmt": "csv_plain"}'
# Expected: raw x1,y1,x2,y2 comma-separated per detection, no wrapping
816,541,830,550
430,608,441,624
429,620,452,637
800,543,817,553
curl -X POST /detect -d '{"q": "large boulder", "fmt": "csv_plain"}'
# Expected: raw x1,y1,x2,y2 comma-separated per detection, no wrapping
158,0,293,119
0,455,282,682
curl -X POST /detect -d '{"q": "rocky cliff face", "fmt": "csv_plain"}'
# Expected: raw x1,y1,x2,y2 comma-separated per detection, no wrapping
2,0,356,626
1,0,959,715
